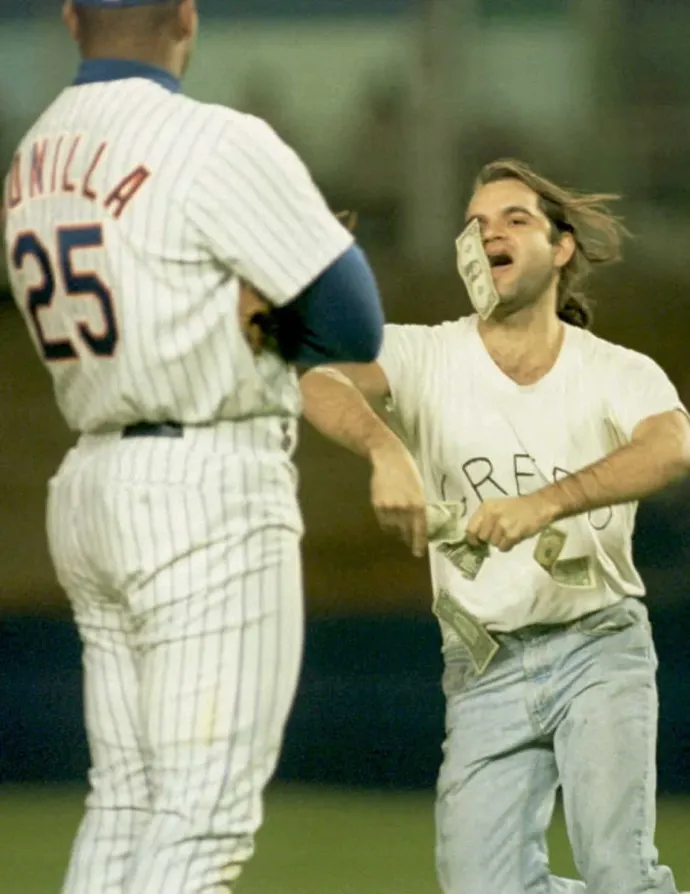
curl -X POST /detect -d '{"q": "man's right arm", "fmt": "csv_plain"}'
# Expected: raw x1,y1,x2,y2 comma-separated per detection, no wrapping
300,362,395,457
300,364,429,556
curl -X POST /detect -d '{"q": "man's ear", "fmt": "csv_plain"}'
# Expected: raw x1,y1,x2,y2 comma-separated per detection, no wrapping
554,231,575,269
175,0,198,42
62,1,79,42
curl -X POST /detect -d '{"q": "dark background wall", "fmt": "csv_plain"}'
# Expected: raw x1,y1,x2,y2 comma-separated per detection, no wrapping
1,259,689,792
1,0,689,799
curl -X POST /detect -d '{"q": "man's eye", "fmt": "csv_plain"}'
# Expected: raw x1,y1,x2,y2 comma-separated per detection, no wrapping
509,217,528,226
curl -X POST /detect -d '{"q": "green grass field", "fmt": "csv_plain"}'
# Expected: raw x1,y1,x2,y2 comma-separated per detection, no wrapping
2,784,689,893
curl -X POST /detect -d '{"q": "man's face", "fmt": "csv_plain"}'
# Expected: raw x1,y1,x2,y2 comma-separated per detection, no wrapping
465,178,570,318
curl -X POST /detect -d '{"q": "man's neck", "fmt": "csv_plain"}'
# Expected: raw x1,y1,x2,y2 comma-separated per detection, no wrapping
477,301,565,386
82,46,178,78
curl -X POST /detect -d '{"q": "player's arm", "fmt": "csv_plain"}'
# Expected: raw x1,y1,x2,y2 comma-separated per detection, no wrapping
300,363,428,557
533,409,690,524
267,244,384,366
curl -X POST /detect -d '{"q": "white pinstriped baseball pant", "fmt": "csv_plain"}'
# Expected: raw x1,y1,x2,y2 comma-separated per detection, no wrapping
47,419,304,894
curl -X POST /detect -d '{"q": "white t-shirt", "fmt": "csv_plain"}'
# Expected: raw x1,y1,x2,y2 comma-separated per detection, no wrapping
378,314,685,639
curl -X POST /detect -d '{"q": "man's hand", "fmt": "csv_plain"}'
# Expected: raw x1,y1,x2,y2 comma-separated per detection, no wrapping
238,280,274,355
465,492,558,552
369,435,428,558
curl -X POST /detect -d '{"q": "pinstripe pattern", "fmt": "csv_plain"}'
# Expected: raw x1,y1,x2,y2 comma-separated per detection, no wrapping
4,77,354,433
4,69,338,894
47,420,304,893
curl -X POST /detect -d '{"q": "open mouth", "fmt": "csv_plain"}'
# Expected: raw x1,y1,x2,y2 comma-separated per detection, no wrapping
488,252,513,270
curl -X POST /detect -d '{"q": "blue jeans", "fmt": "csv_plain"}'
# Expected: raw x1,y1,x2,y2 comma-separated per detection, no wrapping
436,597,680,894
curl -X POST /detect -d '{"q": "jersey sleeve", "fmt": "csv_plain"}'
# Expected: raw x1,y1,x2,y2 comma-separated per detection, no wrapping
188,113,354,307
606,348,687,441
377,323,429,451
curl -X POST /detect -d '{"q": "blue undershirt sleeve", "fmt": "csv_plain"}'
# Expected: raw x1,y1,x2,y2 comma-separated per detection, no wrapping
272,244,384,367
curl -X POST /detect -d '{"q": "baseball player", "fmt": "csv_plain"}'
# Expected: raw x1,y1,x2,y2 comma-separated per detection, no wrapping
300,159,690,894
2,1,385,892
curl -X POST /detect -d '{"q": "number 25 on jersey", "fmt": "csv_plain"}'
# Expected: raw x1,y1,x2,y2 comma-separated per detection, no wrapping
11,224,118,361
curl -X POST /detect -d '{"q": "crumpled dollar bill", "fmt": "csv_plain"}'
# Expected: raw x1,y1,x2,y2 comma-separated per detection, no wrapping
426,501,467,542
533,525,597,589
428,506,596,589
426,502,489,581
533,526,567,570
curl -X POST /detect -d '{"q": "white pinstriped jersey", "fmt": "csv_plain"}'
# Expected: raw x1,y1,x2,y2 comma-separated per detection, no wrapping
3,77,353,433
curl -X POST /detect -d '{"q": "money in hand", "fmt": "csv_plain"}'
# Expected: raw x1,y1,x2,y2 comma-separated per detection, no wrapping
437,540,489,581
426,501,467,543
455,217,500,320
426,501,489,581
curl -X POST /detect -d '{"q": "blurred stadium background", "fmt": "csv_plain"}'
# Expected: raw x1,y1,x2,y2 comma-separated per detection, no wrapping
1,0,689,891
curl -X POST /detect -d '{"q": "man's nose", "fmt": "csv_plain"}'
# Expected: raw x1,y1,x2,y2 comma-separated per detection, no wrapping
482,224,505,246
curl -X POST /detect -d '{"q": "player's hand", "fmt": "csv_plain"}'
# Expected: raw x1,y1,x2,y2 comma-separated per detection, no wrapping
238,280,274,355
369,435,428,558
465,493,558,552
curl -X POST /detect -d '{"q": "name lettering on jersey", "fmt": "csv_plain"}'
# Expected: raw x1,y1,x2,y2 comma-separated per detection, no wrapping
61,135,82,193
104,165,151,220
6,153,22,209
83,142,107,201
458,454,613,531
4,134,151,219
50,136,64,193
29,140,48,198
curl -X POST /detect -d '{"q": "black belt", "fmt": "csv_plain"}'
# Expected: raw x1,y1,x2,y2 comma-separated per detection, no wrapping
122,421,184,439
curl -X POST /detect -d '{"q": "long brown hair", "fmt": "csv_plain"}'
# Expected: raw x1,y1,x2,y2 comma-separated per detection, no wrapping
473,159,629,329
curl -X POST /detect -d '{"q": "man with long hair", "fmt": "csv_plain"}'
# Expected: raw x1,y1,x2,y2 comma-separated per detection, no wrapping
300,159,690,893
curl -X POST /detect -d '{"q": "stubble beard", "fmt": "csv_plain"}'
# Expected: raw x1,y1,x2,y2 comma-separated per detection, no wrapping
493,264,557,321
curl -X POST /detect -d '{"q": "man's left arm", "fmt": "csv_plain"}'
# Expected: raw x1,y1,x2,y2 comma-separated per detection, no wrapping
466,349,690,550
536,408,690,522
467,410,690,551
